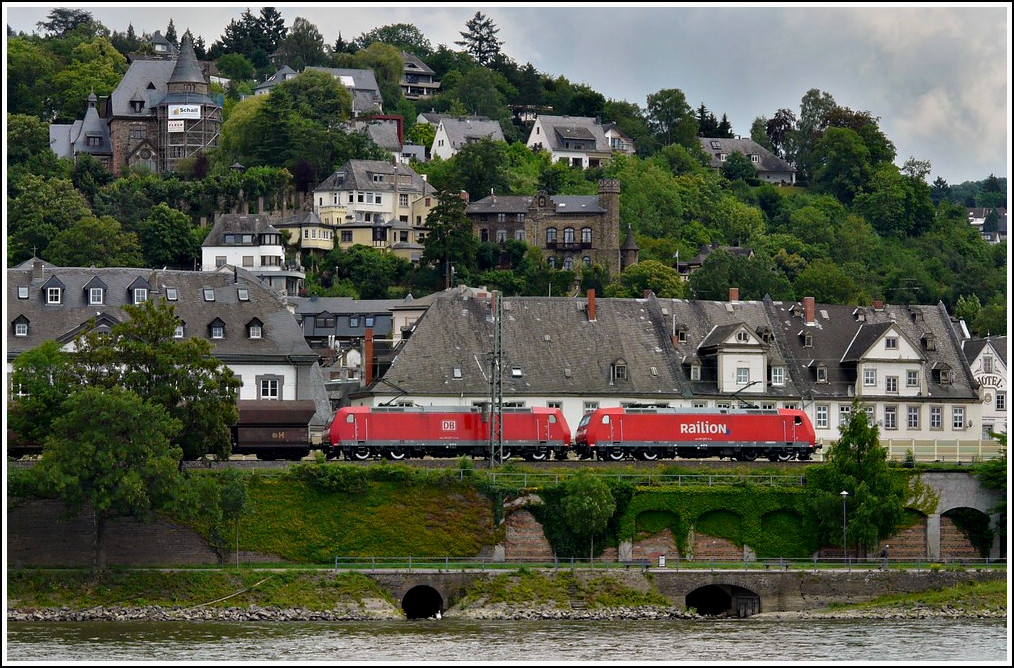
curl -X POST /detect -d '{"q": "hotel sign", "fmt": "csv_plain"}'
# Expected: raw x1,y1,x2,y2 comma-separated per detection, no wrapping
167,120,185,133
169,104,201,119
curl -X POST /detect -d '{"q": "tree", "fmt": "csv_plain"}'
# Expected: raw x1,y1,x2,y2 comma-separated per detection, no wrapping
560,471,616,562
35,386,183,572
164,18,178,48
811,127,873,205
750,117,775,153
274,17,329,71
354,23,432,57
140,203,201,269
793,88,837,183
216,53,255,82
6,37,62,118
721,151,758,182
449,136,509,201
7,341,73,448
975,433,1006,548
455,11,503,67
421,192,479,283
45,215,144,267
646,88,699,150
805,400,908,554
765,107,796,161
604,260,687,298
66,298,241,462
8,175,93,264
257,6,288,55
36,8,103,38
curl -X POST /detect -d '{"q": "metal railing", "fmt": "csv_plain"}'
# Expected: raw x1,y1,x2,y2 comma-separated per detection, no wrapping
483,472,806,488
326,555,1006,572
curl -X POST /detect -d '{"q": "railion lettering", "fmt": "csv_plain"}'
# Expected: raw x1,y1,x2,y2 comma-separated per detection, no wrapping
679,421,729,435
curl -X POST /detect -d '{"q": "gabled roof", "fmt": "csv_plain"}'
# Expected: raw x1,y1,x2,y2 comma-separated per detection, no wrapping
202,214,281,247
698,137,796,175
314,160,436,196
532,115,611,153
401,51,435,75
963,336,1007,367
254,65,298,92
374,292,685,398
436,118,505,149
350,119,403,151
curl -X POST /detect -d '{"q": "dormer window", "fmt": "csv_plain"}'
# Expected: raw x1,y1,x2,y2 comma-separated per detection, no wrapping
13,316,29,337
719,153,727,161
133,288,148,304
174,322,185,338
612,360,628,382
89,287,104,305
750,154,759,163
209,319,225,340
130,99,144,113
47,287,62,304
677,328,688,344
922,333,936,351
804,332,813,348
816,364,828,383
248,319,263,339
350,315,360,328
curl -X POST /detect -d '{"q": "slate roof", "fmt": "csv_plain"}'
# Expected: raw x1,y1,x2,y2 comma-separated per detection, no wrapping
534,115,611,153
350,119,403,151
763,299,978,402
72,93,112,155
466,194,604,215
437,118,505,149
254,65,297,92
417,113,490,125
963,336,1007,366
304,67,383,112
168,34,205,85
314,160,436,196
202,214,281,247
6,263,312,362
698,137,796,175
401,51,435,76
374,292,686,399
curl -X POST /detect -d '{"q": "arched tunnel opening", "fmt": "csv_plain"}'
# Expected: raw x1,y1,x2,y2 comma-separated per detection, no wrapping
402,585,444,620
686,584,761,618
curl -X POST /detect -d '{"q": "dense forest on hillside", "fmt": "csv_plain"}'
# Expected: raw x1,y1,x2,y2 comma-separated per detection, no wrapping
6,8,1007,336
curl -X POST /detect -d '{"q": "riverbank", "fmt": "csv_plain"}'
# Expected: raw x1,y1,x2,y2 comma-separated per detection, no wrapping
6,569,1006,623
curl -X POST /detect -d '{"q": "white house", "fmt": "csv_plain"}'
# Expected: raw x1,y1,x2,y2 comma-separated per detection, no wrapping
201,213,304,296
962,336,1007,438
430,117,506,160
526,115,612,169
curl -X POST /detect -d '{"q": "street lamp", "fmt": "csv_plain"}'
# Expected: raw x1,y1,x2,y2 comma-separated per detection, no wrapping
840,490,849,568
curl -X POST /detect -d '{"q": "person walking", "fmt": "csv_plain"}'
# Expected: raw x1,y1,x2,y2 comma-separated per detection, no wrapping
880,545,889,570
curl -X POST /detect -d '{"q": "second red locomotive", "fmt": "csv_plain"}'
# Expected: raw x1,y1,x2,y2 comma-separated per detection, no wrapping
327,405,572,461
574,407,819,462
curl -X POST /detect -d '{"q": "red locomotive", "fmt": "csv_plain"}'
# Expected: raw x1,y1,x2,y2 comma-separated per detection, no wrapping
327,405,572,461
574,407,819,462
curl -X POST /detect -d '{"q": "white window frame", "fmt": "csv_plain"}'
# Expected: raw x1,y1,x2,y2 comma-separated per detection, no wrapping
249,324,262,339
736,368,750,385
47,287,62,304
816,404,829,429
930,405,943,429
174,324,184,338
885,336,898,349
906,370,918,387
996,392,1006,412
884,405,897,430
771,367,784,386
18,286,29,299
14,322,29,337
952,406,965,429
885,376,898,393
89,288,104,305
211,325,224,339
839,404,851,426
864,368,876,386
259,377,280,400
907,405,920,429
134,288,148,304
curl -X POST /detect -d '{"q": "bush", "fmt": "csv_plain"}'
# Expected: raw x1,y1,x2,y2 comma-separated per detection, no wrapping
287,462,368,494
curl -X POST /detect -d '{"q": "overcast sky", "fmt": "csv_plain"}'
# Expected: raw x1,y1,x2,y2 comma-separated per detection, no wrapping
4,3,1010,185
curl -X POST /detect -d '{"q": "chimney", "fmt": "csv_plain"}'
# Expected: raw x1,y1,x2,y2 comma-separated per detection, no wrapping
729,287,739,303
803,296,815,324
364,328,374,387
643,289,653,299
587,288,596,322
872,299,885,311
459,190,469,203
32,260,44,281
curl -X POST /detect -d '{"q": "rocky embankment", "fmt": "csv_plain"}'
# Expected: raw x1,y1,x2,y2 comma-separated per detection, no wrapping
7,600,402,622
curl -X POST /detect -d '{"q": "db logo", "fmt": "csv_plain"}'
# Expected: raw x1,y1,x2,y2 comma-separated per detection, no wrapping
441,420,456,431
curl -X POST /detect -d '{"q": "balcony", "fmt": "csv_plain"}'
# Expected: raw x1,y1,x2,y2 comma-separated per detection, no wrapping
545,240,592,251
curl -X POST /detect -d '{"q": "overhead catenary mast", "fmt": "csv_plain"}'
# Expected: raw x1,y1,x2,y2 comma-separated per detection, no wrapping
488,290,503,466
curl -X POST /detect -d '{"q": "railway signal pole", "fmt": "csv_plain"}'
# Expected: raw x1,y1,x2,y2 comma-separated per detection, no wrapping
488,291,503,466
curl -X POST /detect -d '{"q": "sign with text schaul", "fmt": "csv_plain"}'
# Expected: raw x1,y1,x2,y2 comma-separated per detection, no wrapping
169,104,201,119
167,119,185,133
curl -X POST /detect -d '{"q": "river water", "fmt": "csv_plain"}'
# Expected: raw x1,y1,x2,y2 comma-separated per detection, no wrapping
5,617,1009,663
